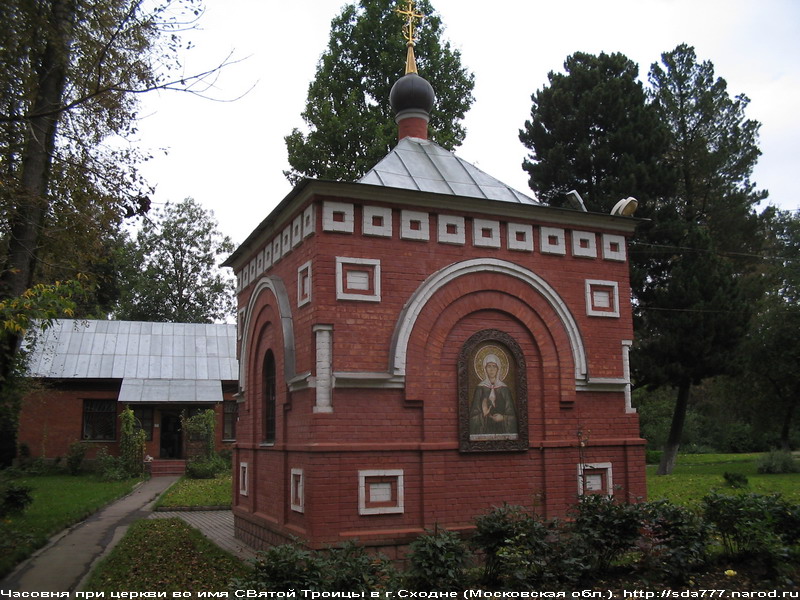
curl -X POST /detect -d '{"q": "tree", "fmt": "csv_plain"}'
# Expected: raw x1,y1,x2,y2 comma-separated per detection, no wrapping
0,0,226,465
736,209,800,451
639,44,766,474
284,0,475,183
114,198,235,323
519,51,670,212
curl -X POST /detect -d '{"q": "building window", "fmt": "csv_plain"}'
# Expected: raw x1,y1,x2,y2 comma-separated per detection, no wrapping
263,351,277,444
358,469,404,515
577,462,613,496
223,401,237,441
132,406,154,441
291,468,304,513
239,462,249,496
83,399,116,441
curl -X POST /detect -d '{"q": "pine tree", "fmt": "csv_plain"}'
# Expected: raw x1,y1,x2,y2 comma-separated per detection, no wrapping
284,0,474,183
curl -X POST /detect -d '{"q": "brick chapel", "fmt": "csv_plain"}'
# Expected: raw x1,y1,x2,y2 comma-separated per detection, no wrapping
223,12,646,555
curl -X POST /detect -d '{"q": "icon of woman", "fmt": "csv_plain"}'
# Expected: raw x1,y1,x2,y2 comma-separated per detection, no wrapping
469,352,517,437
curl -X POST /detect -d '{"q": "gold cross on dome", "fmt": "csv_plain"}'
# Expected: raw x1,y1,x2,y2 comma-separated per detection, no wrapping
396,0,424,47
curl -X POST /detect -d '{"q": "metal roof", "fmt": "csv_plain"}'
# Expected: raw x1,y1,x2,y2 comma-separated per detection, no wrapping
25,320,238,401
358,137,539,205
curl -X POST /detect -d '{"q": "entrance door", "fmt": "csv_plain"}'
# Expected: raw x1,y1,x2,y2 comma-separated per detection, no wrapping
160,412,182,458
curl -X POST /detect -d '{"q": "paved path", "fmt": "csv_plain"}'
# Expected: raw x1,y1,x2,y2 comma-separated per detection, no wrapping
1,476,179,594
150,510,257,561
1,476,258,595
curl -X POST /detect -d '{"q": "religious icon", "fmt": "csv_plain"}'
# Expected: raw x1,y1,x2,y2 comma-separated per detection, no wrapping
458,329,528,452
469,345,517,440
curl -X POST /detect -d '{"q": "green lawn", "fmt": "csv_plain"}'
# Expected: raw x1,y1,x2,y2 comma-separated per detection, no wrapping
646,452,800,505
0,473,139,578
82,518,249,593
155,473,232,508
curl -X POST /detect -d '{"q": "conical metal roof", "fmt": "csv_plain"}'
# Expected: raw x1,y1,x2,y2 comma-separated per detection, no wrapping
359,137,539,205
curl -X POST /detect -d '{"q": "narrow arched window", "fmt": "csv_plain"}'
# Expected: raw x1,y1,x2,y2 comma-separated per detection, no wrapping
263,350,277,443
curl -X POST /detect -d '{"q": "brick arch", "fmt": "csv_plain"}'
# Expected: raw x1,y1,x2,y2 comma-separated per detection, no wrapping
404,285,568,408
240,275,296,393
389,258,587,384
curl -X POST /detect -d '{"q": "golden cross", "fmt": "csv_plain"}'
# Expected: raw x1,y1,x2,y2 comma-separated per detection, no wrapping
396,0,424,47
395,0,425,74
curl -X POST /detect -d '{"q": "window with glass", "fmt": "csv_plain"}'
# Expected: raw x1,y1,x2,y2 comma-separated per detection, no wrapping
83,399,117,441
223,401,237,440
263,351,276,443
132,406,154,441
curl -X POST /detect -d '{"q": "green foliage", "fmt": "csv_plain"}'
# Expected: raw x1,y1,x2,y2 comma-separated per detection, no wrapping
636,500,711,586
757,450,799,474
85,518,249,593
181,408,217,460
285,0,474,183
185,454,228,480
66,441,88,475
234,542,326,592
0,479,33,517
119,407,146,478
472,504,536,586
723,471,749,488
404,527,470,592
232,540,398,594
520,50,669,212
702,491,800,577
114,198,235,323
323,541,398,593
569,494,641,574
94,447,129,482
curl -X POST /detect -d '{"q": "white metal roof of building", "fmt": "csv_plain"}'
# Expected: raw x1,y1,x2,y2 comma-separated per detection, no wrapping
24,320,238,403
358,136,539,205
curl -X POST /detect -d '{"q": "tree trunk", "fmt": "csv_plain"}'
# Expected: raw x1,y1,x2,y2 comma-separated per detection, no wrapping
780,401,796,452
0,0,77,467
657,380,692,475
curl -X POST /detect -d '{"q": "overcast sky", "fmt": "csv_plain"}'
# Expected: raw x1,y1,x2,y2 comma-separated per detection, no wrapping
134,0,800,245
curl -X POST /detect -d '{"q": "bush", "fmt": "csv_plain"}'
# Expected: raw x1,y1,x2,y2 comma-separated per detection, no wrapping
637,501,711,585
185,454,228,479
723,471,749,488
233,542,325,592
119,407,146,478
569,494,641,575
95,447,128,481
404,528,470,592
757,450,799,474
472,504,536,586
66,441,88,475
0,479,33,517
323,541,398,592
701,491,799,578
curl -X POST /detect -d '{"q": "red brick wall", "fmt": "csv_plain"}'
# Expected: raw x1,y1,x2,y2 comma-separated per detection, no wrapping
232,193,646,550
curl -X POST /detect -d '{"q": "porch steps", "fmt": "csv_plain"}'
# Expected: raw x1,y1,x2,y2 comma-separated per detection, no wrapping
149,459,186,476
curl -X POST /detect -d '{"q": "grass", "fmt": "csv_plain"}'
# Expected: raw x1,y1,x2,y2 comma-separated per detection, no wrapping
646,452,800,505
155,473,232,508
82,518,250,593
0,473,139,579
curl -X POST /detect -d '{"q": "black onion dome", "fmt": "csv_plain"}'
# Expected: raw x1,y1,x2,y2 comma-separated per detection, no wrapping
390,72,435,114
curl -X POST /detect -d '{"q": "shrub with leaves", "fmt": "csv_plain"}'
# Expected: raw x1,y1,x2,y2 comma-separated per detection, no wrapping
0,479,33,517
757,450,799,474
119,407,145,478
322,541,398,592
66,441,88,475
472,504,537,586
404,528,470,592
185,454,228,479
637,500,711,585
232,542,325,592
568,494,641,575
723,471,749,488
94,447,128,481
